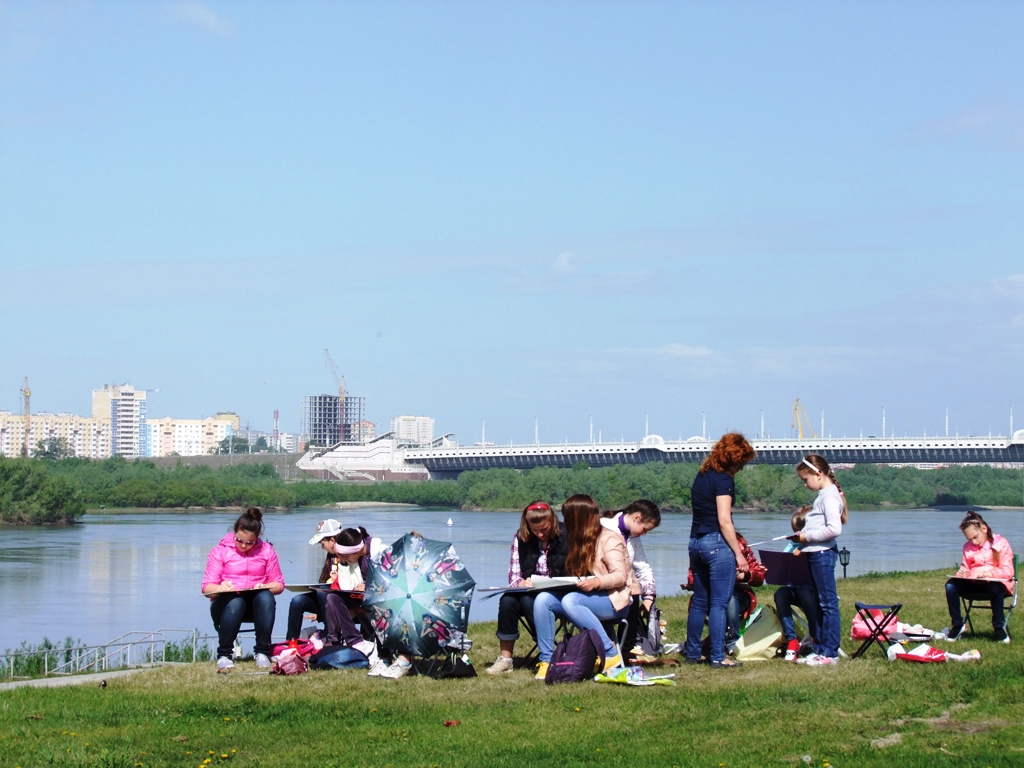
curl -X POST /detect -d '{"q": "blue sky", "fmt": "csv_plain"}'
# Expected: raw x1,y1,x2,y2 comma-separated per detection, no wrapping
1,1,1022,444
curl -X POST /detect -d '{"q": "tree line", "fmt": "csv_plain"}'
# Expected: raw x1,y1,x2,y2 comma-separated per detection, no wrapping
1,455,1021,524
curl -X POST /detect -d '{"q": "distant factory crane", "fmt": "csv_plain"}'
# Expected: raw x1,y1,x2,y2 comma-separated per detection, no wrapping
21,377,31,456
791,397,818,440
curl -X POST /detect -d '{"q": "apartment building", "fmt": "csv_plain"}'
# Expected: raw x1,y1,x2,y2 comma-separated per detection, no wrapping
0,411,112,458
390,415,435,446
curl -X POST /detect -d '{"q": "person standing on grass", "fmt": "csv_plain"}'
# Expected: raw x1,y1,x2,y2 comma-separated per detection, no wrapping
683,432,756,669
600,499,660,661
201,507,284,674
774,505,819,662
485,500,569,675
944,510,1015,644
790,454,848,667
533,494,634,679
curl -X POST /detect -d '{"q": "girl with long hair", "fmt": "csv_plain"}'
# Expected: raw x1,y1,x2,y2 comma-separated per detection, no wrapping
532,494,633,679
944,510,1015,643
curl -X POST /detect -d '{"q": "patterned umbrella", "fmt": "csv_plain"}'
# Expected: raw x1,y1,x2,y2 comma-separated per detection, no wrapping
362,533,476,658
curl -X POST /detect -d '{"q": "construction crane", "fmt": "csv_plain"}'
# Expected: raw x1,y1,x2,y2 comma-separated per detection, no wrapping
791,398,818,440
21,377,31,456
324,348,346,404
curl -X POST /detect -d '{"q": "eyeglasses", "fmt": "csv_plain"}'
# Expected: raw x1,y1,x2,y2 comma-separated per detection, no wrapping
234,537,257,547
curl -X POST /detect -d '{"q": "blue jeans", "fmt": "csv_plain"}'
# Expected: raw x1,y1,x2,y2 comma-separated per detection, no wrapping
210,590,277,659
286,590,329,640
774,584,820,642
534,590,627,661
685,533,737,663
806,547,840,658
945,578,1007,629
496,592,541,642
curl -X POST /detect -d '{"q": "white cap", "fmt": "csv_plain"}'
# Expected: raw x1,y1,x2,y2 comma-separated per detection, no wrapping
309,519,342,545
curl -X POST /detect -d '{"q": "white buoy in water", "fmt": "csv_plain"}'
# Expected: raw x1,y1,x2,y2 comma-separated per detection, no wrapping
446,518,454,526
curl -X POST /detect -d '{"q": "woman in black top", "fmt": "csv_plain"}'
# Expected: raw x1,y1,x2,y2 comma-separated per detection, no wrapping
485,500,568,674
684,433,756,668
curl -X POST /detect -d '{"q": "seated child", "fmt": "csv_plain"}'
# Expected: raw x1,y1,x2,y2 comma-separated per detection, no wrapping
773,505,820,661
944,510,1015,643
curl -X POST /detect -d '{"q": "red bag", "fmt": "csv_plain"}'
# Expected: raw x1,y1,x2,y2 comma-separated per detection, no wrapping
270,652,308,675
895,645,947,664
272,639,317,658
851,609,900,640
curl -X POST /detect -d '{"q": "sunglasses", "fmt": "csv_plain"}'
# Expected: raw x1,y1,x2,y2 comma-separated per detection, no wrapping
234,537,257,547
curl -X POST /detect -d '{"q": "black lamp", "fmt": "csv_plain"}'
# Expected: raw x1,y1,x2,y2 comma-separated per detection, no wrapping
838,546,851,579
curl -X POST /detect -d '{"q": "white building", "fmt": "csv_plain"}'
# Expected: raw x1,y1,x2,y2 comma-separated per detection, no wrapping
92,384,148,459
147,416,236,457
390,415,434,446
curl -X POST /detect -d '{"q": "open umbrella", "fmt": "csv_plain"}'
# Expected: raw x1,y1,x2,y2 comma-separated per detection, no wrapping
362,533,476,658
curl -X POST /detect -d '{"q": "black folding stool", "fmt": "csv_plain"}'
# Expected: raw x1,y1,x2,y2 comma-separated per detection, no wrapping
851,602,902,659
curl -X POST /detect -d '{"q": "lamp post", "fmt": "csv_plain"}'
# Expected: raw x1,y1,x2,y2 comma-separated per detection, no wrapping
839,547,851,579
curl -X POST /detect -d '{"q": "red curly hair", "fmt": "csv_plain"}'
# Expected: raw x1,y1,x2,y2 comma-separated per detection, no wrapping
700,432,756,475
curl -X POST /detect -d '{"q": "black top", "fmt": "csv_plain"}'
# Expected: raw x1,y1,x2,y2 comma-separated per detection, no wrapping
520,531,568,578
690,470,735,537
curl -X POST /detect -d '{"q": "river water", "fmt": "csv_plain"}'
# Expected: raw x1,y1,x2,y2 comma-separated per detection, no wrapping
2,506,1021,651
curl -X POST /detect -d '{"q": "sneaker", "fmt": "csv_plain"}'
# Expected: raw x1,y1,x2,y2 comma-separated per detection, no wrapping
945,624,965,642
994,627,1010,644
784,639,800,663
367,657,389,677
534,662,549,680
378,660,413,679
804,655,839,667
354,640,380,667
216,656,234,674
600,654,623,673
254,653,272,669
485,656,515,675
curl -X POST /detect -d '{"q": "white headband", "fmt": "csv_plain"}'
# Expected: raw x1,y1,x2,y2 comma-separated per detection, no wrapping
334,543,364,555
801,458,822,474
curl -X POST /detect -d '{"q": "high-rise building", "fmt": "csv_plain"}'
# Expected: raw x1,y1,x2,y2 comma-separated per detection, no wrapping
147,416,236,457
92,384,148,459
390,415,435,446
301,395,366,446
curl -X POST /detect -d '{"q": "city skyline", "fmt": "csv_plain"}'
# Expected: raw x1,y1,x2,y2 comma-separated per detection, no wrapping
2,3,1022,446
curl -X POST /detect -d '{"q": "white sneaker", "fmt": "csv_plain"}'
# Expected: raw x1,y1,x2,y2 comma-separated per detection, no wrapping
485,656,515,675
254,653,272,669
216,656,234,674
804,655,839,667
367,657,390,677
378,660,413,679
354,640,380,667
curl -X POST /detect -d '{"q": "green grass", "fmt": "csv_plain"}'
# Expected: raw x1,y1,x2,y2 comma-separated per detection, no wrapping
2,569,1022,767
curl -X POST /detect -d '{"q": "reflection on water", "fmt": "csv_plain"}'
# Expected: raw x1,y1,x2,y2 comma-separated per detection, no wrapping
1,506,1021,649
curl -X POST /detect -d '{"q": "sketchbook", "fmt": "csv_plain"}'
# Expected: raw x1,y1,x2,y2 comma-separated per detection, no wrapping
284,583,333,592
758,549,812,587
477,575,580,599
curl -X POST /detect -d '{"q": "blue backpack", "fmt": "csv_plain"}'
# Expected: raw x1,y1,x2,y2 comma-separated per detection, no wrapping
308,644,370,670
545,629,605,684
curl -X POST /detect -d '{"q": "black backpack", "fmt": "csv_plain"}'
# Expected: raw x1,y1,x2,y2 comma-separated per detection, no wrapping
545,628,605,684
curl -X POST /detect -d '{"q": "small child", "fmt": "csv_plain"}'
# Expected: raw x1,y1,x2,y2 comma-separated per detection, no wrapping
944,510,1015,643
773,505,820,661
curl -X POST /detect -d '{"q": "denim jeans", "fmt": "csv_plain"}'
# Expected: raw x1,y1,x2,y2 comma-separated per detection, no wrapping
210,589,276,659
684,533,737,663
534,589,628,661
773,584,820,642
496,592,541,642
945,577,1007,629
806,547,840,658
725,588,751,652
286,590,329,640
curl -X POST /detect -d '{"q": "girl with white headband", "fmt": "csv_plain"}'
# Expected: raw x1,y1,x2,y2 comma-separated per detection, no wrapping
791,454,849,667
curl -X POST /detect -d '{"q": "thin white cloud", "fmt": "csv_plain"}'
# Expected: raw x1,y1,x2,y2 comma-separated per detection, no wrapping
658,343,712,358
164,1,235,36
920,100,1024,151
501,251,657,296
551,252,577,275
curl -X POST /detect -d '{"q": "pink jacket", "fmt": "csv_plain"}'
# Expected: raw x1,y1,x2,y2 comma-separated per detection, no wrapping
590,529,634,611
201,534,285,594
959,533,1015,594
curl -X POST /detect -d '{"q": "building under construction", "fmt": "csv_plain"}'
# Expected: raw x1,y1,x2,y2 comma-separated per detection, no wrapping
301,394,366,448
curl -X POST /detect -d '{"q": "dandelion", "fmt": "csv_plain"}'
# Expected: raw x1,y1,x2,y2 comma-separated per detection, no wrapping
574,708,581,712
370,708,377,713
231,750,236,753
221,754,229,759
224,717,231,721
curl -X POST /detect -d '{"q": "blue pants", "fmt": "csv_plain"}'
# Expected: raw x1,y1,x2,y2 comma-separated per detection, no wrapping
210,590,276,659
684,533,736,663
496,591,541,642
806,547,840,658
534,590,627,661
774,584,820,642
945,577,1007,629
286,590,329,640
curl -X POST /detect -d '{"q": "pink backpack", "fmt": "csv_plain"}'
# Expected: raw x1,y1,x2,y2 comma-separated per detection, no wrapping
270,652,308,676
851,608,900,640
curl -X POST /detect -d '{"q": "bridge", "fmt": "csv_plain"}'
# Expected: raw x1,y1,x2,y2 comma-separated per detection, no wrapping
298,430,1024,481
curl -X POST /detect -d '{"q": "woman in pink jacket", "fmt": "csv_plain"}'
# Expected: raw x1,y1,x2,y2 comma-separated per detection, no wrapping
945,510,1015,643
533,494,633,679
201,508,285,673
